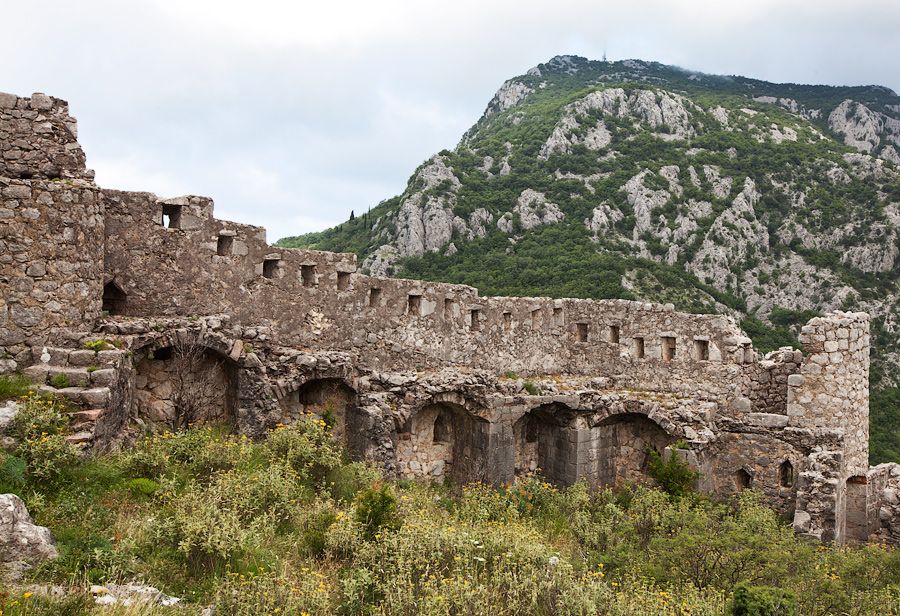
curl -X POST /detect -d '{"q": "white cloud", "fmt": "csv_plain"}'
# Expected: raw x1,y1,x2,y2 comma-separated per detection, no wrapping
2,0,899,240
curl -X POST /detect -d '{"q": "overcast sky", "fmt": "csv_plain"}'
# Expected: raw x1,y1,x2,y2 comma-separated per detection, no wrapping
3,0,899,240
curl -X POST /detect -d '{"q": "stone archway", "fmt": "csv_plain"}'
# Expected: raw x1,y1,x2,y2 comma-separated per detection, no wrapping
134,342,239,430
513,403,577,485
396,401,488,483
278,378,356,447
590,412,673,488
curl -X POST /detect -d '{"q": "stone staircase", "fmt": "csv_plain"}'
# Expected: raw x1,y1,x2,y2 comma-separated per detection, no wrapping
22,343,128,446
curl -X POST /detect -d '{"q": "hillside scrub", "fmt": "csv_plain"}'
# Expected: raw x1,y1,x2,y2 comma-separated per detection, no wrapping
1,404,898,615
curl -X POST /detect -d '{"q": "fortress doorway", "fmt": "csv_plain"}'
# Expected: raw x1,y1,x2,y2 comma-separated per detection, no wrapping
593,413,672,487
102,280,127,315
279,378,356,447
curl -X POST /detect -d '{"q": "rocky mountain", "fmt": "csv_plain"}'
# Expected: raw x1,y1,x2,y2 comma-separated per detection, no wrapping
278,55,900,463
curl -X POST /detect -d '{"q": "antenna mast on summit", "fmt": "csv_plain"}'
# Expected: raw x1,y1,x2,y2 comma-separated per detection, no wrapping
602,49,608,62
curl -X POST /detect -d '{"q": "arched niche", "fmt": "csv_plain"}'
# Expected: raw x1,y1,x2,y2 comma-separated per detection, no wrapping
134,342,239,430
396,401,488,483
278,378,357,447
591,412,673,488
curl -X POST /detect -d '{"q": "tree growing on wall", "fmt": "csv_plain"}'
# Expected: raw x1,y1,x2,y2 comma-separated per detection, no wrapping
167,337,225,431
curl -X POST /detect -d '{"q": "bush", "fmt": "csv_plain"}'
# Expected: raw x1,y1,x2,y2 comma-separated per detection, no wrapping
156,462,301,567
9,393,69,440
0,374,33,400
122,477,161,498
354,483,400,540
647,447,698,497
49,373,71,389
264,418,342,484
730,582,798,615
17,433,80,482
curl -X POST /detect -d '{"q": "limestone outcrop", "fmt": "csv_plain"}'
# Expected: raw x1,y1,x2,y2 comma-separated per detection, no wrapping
0,494,57,571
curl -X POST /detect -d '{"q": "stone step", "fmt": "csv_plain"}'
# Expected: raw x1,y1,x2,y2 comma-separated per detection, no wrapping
65,431,94,445
38,385,110,407
69,409,104,422
30,346,127,369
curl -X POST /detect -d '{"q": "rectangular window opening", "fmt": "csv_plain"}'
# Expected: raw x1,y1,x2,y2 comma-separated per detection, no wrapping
608,325,620,344
337,271,351,291
216,234,233,256
470,309,481,331
575,322,588,343
262,259,280,279
502,311,512,332
444,298,455,319
161,204,182,229
408,294,422,316
369,287,382,307
694,339,709,361
301,264,317,287
662,336,677,362
531,309,542,331
552,307,564,327
633,337,645,359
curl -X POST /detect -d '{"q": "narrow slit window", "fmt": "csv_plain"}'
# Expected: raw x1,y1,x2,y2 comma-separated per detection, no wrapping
662,336,676,362
216,234,233,256
694,339,710,361
161,204,182,229
262,259,280,279
470,309,481,331
608,325,620,344
369,287,382,307
337,271,351,291
502,312,512,332
301,264,316,287
408,294,422,316
633,337,645,358
575,322,588,343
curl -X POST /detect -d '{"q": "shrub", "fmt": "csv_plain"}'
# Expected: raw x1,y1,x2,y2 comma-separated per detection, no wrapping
647,448,698,497
17,433,80,482
327,462,382,503
354,483,400,540
264,418,342,484
9,393,69,440
157,462,301,567
122,477,161,498
730,582,798,615
49,373,71,389
82,339,113,352
0,374,33,400
0,453,26,493
522,381,540,395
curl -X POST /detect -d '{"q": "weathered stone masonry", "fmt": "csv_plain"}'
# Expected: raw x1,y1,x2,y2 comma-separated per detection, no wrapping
2,91,899,544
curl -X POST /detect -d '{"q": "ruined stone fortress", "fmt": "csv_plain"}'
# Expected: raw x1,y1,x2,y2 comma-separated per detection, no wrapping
2,92,899,545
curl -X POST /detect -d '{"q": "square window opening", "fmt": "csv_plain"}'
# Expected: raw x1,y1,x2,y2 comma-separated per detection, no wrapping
262,259,280,279
608,325,620,344
369,287,382,307
470,309,481,331
301,264,317,287
694,339,710,361
216,234,233,256
633,337,645,358
337,271,351,291
662,336,676,362
161,204,182,229
575,322,588,343
408,294,422,316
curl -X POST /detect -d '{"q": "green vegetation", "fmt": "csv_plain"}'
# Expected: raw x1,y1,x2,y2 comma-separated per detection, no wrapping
0,374,33,401
2,401,899,615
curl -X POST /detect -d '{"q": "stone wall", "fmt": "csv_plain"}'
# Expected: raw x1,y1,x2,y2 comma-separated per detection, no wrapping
0,178,103,369
0,93,103,372
787,312,870,475
102,188,756,407
0,92,90,181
